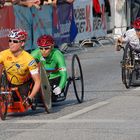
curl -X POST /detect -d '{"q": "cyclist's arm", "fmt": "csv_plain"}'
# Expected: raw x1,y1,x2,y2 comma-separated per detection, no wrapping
116,29,132,51
29,72,41,99
117,33,129,45
117,28,135,45
129,42,140,53
55,51,67,89
28,58,41,99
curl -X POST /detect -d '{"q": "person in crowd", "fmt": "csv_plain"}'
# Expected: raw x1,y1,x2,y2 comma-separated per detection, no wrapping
11,0,41,8
56,0,74,4
0,0,5,8
116,17,140,52
0,28,41,105
11,0,56,7
31,34,67,97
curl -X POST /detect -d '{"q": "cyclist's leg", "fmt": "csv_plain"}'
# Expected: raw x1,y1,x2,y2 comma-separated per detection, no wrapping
16,80,33,101
49,77,60,92
49,77,61,101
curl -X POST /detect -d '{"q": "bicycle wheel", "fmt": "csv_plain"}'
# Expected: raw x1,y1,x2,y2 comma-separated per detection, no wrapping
72,54,84,103
40,63,52,113
121,44,134,88
0,71,8,120
0,95,8,120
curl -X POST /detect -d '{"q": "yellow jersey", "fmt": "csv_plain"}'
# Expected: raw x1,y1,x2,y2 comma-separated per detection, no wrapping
0,49,38,85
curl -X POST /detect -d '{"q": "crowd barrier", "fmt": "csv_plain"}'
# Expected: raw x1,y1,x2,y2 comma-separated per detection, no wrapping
0,0,111,51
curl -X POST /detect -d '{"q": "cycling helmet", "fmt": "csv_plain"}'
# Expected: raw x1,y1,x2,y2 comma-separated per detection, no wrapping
37,35,54,47
8,29,28,41
132,17,140,29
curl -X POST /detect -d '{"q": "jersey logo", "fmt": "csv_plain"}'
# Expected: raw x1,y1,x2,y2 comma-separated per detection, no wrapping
7,56,12,61
15,63,20,68
29,60,36,66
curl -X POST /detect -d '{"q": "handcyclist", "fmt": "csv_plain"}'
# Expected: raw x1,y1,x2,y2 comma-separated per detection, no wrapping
31,34,67,97
0,28,41,105
116,17,140,52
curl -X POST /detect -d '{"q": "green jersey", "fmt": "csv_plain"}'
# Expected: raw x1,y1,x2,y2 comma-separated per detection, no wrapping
31,48,67,89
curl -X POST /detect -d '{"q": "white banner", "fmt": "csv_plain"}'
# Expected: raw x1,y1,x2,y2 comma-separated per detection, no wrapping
73,0,107,42
92,0,107,37
73,0,93,42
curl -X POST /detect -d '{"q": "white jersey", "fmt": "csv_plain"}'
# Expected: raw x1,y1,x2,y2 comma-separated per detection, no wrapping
123,28,140,51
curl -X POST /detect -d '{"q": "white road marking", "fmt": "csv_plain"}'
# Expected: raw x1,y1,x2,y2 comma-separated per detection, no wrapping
0,101,109,124
1,119,127,124
133,87,140,91
57,101,109,120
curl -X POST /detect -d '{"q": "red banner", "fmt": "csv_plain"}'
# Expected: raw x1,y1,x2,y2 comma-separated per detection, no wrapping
0,6,15,51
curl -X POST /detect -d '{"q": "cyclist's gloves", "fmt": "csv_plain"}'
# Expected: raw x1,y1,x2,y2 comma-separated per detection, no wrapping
23,97,33,108
53,86,61,95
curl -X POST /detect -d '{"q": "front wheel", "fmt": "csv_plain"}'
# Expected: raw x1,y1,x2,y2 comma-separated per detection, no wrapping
40,63,52,113
0,70,8,120
121,44,134,88
72,54,84,103
0,95,8,120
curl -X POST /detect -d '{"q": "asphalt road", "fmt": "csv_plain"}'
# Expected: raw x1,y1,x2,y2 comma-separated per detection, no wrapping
1,43,140,140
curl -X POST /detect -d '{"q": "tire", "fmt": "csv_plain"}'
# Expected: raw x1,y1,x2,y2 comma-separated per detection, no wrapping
0,71,8,120
121,44,134,88
0,95,8,120
72,54,84,103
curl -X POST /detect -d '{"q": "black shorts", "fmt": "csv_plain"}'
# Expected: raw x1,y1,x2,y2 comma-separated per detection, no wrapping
49,77,60,91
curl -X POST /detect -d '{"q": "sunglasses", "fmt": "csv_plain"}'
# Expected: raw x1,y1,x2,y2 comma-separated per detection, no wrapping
39,46,51,50
9,39,21,43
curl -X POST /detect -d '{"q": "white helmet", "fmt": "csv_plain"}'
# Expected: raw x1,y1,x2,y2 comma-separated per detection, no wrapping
8,28,28,41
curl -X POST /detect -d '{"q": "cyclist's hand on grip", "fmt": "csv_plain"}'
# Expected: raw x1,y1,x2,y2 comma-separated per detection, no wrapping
53,86,61,95
116,37,123,51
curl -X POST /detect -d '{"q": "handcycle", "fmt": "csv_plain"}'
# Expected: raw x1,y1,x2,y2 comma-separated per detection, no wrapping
0,53,84,120
0,69,50,120
120,43,140,88
39,53,84,106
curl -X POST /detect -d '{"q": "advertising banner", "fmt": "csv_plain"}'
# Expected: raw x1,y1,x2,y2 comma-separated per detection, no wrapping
0,0,108,51
0,6,15,51
73,0,107,42
14,5,53,51
31,5,53,49
73,0,93,42
13,5,33,51
92,0,107,37
52,3,77,46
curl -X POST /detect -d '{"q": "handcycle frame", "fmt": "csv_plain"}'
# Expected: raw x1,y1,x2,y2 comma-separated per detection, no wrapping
45,54,84,103
0,71,31,120
0,70,49,120
40,53,84,109
121,43,140,88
